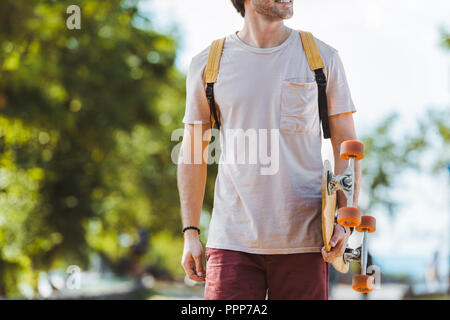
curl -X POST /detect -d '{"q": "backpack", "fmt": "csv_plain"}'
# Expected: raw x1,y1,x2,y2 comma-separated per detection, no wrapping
204,30,331,139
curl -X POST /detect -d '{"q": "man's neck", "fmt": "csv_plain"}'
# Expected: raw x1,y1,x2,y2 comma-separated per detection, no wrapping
237,15,290,49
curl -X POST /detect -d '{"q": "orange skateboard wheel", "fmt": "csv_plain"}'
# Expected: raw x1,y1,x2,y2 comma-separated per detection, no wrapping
352,274,374,293
337,207,361,227
355,215,376,233
340,140,364,160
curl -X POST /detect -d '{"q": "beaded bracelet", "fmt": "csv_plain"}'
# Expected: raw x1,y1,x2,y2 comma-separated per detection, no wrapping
182,226,200,234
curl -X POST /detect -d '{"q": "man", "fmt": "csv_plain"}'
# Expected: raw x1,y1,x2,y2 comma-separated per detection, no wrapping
178,0,361,300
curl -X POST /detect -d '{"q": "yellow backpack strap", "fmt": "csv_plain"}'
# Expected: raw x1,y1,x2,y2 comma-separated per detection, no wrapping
204,38,225,131
205,38,225,83
298,30,331,139
299,30,324,70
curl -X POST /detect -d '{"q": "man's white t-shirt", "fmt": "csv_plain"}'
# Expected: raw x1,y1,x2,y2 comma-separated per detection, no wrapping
183,28,356,254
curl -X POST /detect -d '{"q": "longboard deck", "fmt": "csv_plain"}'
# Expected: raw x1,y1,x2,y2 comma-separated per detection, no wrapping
322,160,349,273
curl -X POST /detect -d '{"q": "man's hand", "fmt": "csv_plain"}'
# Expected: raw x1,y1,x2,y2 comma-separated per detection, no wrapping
181,231,205,282
321,224,350,263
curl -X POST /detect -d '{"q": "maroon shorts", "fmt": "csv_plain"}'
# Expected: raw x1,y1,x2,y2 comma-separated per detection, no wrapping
204,248,328,300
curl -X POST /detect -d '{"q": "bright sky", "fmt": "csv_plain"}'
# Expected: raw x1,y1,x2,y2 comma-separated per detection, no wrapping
139,0,450,279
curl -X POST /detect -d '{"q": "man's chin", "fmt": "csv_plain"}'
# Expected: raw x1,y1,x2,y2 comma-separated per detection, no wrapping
277,10,294,20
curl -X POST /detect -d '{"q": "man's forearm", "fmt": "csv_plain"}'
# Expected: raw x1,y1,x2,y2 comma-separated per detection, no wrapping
178,161,207,237
177,124,210,238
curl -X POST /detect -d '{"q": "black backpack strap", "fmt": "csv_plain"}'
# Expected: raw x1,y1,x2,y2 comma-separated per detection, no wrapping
299,30,331,139
204,38,226,130
314,69,331,139
206,83,220,130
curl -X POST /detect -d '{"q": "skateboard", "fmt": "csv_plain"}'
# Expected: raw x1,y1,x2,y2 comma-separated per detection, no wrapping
322,140,377,293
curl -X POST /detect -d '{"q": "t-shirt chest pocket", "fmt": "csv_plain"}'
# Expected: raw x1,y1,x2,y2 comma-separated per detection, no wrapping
280,77,319,134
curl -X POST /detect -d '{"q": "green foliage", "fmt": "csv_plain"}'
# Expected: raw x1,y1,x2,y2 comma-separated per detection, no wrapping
360,105,449,216
440,28,450,50
0,0,186,297
358,30,449,217
142,231,185,278
343,30,450,219
360,113,425,215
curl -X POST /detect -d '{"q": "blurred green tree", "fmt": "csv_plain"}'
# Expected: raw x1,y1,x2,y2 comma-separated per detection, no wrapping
359,29,449,217
0,0,187,297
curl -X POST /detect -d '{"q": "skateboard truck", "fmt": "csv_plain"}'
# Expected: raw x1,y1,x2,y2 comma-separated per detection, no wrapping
333,140,376,293
343,247,361,262
327,159,355,203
